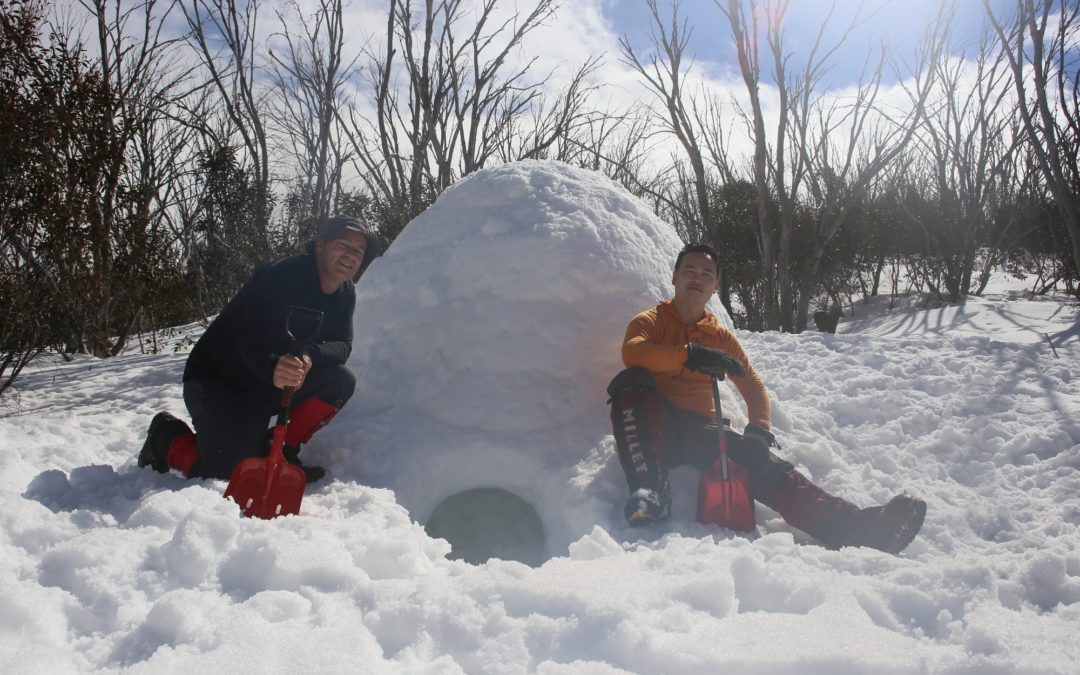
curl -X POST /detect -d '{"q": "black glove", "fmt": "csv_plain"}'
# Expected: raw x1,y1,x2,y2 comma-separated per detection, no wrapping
743,423,778,449
684,343,746,378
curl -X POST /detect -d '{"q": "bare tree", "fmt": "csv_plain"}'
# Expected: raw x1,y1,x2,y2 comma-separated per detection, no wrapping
68,0,195,355
339,0,567,246
720,0,946,331
338,0,442,243
587,107,665,196
267,0,356,233
498,57,603,164
788,5,948,330
621,0,735,315
1,0,195,381
548,102,673,205
619,0,710,227
911,23,1019,301
717,0,791,330
451,0,558,179
180,0,273,246
984,0,1080,290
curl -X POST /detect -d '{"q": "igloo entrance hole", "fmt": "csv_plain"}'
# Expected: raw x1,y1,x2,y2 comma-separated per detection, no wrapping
424,487,546,567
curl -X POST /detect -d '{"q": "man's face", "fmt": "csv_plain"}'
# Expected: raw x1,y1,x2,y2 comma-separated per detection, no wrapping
315,229,367,290
672,252,719,303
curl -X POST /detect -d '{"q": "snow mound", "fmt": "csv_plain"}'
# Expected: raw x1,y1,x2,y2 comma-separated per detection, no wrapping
324,160,728,557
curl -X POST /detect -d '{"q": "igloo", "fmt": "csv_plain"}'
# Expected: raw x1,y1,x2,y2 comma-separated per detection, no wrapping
319,160,732,563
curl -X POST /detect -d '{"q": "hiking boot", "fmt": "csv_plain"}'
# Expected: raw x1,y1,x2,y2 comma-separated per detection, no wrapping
840,494,927,554
138,412,192,473
283,444,326,484
624,482,671,526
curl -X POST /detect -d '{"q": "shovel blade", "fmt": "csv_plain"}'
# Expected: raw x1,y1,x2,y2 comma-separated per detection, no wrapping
221,305,321,519
697,459,756,532
224,455,306,519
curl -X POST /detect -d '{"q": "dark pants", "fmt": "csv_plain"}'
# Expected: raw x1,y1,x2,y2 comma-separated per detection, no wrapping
607,368,857,540
183,364,355,479
662,404,796,510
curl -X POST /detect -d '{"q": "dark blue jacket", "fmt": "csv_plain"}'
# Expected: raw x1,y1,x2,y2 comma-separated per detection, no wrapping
184,252,354,390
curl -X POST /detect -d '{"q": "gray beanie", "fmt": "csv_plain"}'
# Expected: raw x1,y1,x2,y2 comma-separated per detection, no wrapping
312,216,380,275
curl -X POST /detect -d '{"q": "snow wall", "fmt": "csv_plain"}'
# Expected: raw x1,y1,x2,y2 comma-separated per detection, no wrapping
328,160,733,557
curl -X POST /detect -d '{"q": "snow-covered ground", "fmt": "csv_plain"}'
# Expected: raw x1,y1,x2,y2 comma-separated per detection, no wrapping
1,161,1078,673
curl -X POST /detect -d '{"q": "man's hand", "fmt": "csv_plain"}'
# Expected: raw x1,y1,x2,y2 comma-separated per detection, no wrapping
273,353,312,390
743,423,778,449
684,343,746,378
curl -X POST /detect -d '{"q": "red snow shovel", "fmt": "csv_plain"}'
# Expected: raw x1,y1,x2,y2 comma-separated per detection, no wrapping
696,373,756,532
224,306,324,519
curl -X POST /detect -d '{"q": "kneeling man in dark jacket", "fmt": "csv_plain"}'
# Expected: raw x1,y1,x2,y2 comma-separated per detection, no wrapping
138,216,378,483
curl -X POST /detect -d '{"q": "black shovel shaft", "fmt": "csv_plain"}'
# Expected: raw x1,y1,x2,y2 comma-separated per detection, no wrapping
277,385,296,427
710,375,731,482
277,333,307,425
710,374,735,518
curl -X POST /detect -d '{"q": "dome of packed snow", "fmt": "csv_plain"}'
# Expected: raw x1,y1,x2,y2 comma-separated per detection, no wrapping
327,160,730,556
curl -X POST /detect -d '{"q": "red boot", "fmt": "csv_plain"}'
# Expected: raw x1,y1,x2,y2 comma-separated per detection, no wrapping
279,398,341,483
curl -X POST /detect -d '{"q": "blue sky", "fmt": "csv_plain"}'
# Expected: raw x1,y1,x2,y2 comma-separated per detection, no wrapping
603,0,1015,87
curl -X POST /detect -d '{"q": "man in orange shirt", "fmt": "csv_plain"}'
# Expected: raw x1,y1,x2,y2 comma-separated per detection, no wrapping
607,244,926,553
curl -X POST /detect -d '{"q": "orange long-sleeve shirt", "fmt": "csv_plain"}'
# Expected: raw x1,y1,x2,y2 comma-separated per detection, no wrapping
621,301,771,427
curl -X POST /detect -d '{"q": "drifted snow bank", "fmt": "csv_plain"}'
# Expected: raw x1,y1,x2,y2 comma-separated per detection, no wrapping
330,160,730,553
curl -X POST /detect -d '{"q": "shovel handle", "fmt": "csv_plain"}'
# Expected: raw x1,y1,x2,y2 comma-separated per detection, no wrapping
261,389,295,510
710,375,730,481
278,305,322,423
710,375,735,515
277,385,296,426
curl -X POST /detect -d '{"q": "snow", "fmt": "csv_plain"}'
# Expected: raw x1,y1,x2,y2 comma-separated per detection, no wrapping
2,159,1079,673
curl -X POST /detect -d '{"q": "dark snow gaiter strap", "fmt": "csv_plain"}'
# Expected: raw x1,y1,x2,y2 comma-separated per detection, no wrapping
771,469,859,547
607,368,668,491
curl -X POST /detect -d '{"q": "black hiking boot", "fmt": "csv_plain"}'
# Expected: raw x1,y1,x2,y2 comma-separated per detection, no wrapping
283,445,326,484
624,480,672,526
842,494,927,554
137,412,192,474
